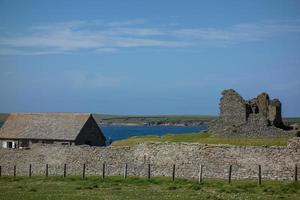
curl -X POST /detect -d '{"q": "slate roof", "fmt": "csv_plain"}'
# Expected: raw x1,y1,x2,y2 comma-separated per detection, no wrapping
0,113,92,141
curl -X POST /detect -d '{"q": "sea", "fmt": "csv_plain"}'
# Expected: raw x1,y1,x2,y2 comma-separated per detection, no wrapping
100,125,208,142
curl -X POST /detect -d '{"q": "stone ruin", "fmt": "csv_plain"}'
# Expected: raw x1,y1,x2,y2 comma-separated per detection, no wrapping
209,89,295,137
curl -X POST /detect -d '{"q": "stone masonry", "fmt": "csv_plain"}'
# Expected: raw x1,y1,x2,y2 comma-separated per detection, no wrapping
0,142,299,181
209,89,295,137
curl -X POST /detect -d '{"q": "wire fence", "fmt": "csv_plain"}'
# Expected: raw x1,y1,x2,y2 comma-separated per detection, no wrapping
0,162,298,184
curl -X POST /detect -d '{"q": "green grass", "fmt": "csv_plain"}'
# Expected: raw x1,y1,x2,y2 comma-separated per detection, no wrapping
0,176,299,200
283,117,300,124
112,132,293,147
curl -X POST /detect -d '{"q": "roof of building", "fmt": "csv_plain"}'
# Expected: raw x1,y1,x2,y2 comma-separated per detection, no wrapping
0,113,93,141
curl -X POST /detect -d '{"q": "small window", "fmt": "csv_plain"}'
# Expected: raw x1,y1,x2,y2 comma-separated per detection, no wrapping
7,142,13,148
6,141,16,149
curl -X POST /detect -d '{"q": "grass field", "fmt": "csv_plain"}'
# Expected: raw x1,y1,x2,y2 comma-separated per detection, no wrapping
283,118,300,124
0,176,299,200
112,132,293,147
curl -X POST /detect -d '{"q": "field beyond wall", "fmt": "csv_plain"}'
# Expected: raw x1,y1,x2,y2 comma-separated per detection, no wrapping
112,132,293,147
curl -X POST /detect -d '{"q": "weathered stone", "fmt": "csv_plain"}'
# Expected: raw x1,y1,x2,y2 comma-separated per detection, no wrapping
0,142,299,181
287,137,300,149
255,92,270,118
209,89,294,137
219,89,246,125
268,99,284,127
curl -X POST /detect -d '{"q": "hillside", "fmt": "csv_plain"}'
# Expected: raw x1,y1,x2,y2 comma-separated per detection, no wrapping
93,114,217,126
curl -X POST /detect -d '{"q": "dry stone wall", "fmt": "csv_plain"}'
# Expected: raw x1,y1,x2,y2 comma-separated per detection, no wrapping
0,142,299,181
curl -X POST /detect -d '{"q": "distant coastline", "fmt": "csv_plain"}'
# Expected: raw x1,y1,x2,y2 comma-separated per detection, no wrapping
98,122,206,126
94,114,216,127
0,113,299,128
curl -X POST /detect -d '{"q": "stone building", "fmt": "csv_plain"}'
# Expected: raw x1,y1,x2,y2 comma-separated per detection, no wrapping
0,113,106,149
210,89,294,137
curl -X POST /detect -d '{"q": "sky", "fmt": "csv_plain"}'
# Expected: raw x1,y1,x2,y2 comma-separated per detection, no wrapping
0,0,300,116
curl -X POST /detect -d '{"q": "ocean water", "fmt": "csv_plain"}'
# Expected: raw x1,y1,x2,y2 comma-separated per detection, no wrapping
100,125,207,142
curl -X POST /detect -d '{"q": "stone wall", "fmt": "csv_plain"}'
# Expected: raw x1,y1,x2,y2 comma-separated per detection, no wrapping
0,142,299,181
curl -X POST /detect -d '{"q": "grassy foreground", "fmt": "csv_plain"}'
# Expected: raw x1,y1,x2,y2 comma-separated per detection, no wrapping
0,176,299,200
112,132,293,147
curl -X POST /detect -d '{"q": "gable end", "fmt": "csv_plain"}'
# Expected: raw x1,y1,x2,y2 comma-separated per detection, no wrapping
75,115,106,146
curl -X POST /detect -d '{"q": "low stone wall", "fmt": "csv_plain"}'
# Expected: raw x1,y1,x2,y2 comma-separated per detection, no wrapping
0,142,299,181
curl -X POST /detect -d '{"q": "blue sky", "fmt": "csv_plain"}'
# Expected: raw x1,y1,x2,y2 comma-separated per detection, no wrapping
0,0,300,116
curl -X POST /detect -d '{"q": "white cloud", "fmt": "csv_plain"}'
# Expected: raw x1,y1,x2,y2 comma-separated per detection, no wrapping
64,70,123,89
173,21,300,43
107,19,145,27
95,48,118,53
0,48,61,55
110,27,165,36
0,19,299,55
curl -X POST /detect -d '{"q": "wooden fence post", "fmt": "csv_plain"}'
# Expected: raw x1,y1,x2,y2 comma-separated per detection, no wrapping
295,164,298,182
124,163,128,179
258,165,262,185
46,164,48,177
82,163,86,179
13,165,16,177
63,164,67,178
198,164,203,183
147,164,151,179
102,163,105,179
228,165,232,184
172,164,176,182
29,164,32,177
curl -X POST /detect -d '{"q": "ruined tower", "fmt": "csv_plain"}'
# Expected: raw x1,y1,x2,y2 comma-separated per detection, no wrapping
209,89,291,137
